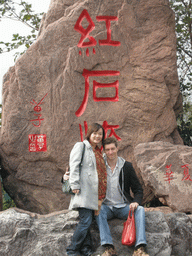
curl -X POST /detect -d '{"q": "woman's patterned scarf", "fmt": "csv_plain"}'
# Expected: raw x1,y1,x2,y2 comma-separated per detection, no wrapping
93,146,107,200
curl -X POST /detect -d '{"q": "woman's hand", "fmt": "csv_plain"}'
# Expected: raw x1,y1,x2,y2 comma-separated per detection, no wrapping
129,202,139,212
63,172,69,181
72,189,80,194
63,167,70,181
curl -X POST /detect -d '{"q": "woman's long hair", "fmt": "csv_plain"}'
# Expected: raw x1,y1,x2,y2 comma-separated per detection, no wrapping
86,123,105,146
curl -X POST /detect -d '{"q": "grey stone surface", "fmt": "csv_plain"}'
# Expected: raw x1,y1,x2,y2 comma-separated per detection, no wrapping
0,208,192,256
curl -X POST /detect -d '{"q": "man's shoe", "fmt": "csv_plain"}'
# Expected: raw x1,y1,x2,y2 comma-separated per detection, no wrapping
67,252,81,256
101,245,117,256
80,245,93,256
81,252,93,256
91,245,104,256
132,246,149,256
81,249,93,256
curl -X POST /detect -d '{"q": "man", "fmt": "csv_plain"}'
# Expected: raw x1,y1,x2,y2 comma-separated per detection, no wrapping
95,137,148,256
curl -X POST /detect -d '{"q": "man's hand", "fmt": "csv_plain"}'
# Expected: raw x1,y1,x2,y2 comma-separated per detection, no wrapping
129,202,139,212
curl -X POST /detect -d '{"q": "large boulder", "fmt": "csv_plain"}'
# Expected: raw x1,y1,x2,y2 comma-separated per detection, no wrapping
0,0,183,213
0,207,192,256
134,141,192,213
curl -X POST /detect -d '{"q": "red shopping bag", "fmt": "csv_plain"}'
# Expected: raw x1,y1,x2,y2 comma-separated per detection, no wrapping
122,210,136,246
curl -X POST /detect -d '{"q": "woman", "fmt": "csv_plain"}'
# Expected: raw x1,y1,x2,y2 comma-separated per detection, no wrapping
66,123,107,256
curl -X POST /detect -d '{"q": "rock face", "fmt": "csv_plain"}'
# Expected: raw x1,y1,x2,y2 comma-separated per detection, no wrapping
0,208,192,256
134,141,192,213
0,0,183,213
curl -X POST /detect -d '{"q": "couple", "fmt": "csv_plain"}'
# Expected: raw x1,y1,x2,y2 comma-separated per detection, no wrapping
66,123,148,256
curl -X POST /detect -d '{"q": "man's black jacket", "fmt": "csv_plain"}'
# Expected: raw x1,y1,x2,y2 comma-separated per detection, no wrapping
119,161,143,205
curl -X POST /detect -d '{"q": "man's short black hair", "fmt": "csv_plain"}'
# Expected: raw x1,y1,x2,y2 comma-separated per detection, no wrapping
103,137,118,149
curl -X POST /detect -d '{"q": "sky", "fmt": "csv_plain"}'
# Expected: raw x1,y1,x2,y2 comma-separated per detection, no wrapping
0,0,51,104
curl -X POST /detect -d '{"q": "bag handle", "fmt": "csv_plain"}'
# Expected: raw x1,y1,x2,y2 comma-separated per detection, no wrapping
128,209,134,219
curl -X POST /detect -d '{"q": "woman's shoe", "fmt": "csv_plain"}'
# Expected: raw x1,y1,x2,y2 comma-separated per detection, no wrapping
101,245,117,256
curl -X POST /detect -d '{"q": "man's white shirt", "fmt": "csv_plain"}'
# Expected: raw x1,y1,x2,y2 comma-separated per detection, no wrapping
103,155,127,208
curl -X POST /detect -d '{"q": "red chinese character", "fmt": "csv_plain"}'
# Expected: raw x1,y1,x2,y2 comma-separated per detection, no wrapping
74,10,121,56
74,9,97,48
181,164,192,181
93,80,119,102
30,93,48,112
30,93,48,127
29,142,36,152
96,16,121,46
102,120,121,140
29,134,47,152
79,121,121,142
79,121,88,141
164,164,174,184
75,69,120,117
30,114,44,128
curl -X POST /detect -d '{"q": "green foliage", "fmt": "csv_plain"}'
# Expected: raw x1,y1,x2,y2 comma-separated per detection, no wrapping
2,188,16,210
0,0,44,58
1,177,16,210
170,0,192,146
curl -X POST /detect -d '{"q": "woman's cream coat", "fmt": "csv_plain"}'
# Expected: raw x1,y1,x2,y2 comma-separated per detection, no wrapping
69,140,99,210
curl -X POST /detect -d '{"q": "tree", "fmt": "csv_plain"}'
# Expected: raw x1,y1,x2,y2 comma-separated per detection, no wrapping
169,0,192,95
0,0,43,58
177,102,192,146
170,0,192,146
